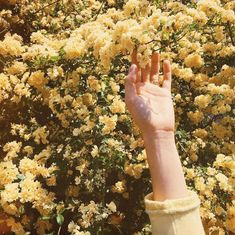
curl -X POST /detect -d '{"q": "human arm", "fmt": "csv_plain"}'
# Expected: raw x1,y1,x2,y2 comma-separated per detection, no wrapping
124,50,205,234
125,50,188,201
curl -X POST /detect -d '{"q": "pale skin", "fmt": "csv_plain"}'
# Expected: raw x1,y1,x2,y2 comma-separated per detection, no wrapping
125,50,188,201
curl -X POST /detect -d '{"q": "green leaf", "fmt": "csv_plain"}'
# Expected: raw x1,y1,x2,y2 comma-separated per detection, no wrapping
56,214,64,225
41,216,51,220
59,47,66,57
16,174,25,180
50,56,60,62
19,205,25,214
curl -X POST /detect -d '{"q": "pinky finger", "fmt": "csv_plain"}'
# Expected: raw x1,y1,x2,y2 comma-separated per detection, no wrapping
131,48,141,83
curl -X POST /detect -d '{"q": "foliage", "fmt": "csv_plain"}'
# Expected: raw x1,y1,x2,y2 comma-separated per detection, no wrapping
0,0,234,234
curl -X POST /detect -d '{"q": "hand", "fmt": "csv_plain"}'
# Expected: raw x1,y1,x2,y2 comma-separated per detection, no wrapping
124,50,175,136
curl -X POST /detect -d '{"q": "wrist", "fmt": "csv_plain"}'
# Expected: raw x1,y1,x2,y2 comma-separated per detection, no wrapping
142,130,176,144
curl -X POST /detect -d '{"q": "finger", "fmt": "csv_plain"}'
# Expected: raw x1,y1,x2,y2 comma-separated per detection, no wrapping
131,49,141,83
162,60,172,91
141,63,150,83
125,64,138,101
150,51,160,83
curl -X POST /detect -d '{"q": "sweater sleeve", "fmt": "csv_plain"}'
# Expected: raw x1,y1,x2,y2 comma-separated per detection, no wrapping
144,189,206,235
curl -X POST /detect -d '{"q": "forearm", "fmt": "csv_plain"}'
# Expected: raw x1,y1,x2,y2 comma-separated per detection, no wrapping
142,130,188,201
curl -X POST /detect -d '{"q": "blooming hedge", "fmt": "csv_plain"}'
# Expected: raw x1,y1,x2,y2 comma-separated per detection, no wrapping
0,0,234,234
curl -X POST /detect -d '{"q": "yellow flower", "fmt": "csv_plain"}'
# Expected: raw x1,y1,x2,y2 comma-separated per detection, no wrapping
192,128,208,139
194,94,212,109
186,168,196,179
99,115,118,134
207,177,216,190
221,9,235,23
214,26,225,42
194,176,206,192
190,153,198,162
197,0,222,17
109,80,120,94
179,68,194,82
184,53,204,68
46,175,57,186
28,71,47,89
87,76,102,92
82,93,93,106
193,73,208,86
212,122,232,139
91,145,99,157
0,73,11,91
0,161,19,187
64,35,87,60
106,201,117,212
0,34,24,56
215,173,231,192
6,61,27,75
109,96,125,114
111,180,127,194
187,110,204,124
1,183,19,203
225,203,235,233
124,162,143,179
3,141,22,160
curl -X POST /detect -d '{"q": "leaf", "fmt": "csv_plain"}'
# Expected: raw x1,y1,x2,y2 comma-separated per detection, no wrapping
56,214,64,225
19,206,25,214
50,56,60,62
41,216,51,220
16,174,25,180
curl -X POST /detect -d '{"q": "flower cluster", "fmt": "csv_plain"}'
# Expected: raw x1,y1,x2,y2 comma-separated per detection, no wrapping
0,0,234,234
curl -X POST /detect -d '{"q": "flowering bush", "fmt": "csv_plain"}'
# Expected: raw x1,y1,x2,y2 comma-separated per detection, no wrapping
0,0,234,234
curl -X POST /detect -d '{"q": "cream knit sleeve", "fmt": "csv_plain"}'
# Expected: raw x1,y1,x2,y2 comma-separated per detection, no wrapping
144,189,206,235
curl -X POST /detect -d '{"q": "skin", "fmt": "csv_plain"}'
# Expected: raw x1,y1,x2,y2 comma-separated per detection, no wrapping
125,50,188,201
125,50,175,134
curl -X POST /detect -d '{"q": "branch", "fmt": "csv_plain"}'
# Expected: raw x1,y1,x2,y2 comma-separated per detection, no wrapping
93,0,105,21
0,0,61,36
57,225,62,235
145,25,191,51
227,22,235,46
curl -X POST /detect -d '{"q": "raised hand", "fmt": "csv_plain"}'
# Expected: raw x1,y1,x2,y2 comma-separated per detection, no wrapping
125,50,175,135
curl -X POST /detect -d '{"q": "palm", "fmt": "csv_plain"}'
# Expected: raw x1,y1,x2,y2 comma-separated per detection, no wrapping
130,82,174,132
125,50,175,134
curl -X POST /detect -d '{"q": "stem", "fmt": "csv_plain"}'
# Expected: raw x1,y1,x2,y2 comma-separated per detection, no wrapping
57,226,61,235
93,1,105,21
176,141,190,159
0,0,61,36
146,28,190,52
34,0,61,14
227,22,235,46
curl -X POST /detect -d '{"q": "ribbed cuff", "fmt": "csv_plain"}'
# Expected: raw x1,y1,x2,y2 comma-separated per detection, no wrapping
144,189,201,215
